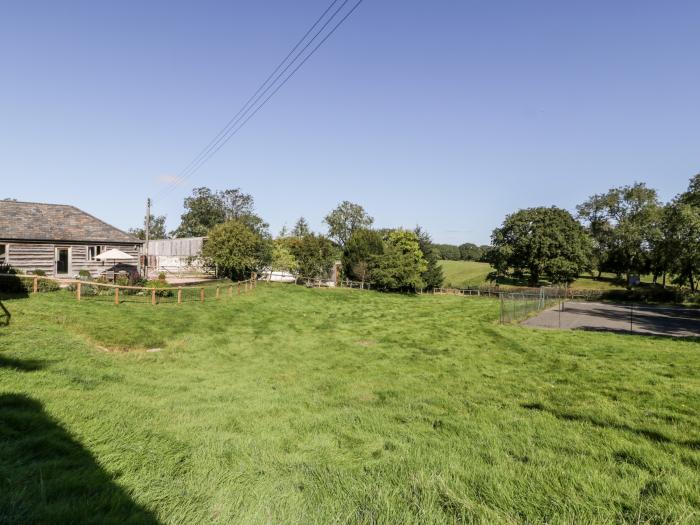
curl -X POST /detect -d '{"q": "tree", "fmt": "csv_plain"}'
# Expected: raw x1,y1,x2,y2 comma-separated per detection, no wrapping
433,244,461,260
458,243,484,261
577,183,661,282
342,229,384,283
129,214,167,240
661,175,700,291
173,187,258,237
287,234,337,279
269,240,298,275
324,201,373,247
201,219,271,280
369,230,427,292
414,227,444,289
292,217,311,237
490,207,592,285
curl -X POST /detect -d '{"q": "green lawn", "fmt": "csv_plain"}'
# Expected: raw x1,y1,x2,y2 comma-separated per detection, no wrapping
1,285,699,523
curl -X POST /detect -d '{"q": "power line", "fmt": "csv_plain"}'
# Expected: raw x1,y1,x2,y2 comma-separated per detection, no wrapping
159,0,343,196
155,0,363,201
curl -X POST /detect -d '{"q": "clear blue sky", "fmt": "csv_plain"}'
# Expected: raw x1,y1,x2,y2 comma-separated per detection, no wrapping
1,1,698,244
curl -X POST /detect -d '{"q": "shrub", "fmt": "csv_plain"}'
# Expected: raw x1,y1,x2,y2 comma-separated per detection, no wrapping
0,264,29,293
32,269,46,276
146,279,174,297
78,269,92,279
158,272,166,281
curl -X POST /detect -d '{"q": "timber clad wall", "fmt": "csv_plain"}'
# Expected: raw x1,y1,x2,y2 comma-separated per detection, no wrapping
4,242,140,277
0,200,143,277
7,243,55,275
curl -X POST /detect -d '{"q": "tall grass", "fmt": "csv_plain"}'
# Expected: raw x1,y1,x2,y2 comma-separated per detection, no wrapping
0,284,698,523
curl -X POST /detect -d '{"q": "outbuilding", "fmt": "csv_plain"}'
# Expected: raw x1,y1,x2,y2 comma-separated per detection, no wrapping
0,200,143,278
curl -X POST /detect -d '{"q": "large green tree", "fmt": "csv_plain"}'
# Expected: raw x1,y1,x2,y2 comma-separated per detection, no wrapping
414,227,444,289
577,183,661,282
173,187,260,237
202,219,271,280
291,217,311,237
661,174,700,291
287,234,337,279
369,230,427,292
324,201,373,247
129,214,167,240
342,229,384,283
490,207,592,285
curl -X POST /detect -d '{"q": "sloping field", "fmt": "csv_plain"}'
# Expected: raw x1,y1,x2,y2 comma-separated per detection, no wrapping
0,285,698,523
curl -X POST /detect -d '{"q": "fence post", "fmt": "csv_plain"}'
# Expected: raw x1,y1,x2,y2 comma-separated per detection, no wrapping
200,287,204,303
228,285,232,297
76,281,81,302
216,286,220,300
177,287,182,304
151,288,156,306
33,276,38,294
115,287,120,305
237,282,241,295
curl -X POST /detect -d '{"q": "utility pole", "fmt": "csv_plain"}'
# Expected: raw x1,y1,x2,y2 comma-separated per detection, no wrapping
144,198,151,279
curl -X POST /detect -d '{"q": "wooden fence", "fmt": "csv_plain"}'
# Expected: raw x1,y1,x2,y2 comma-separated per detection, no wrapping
0,273,256,305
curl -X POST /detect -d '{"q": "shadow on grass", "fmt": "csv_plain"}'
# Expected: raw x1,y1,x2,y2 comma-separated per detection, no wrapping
521,402,700,450
0,354,45,371
0,393,159,524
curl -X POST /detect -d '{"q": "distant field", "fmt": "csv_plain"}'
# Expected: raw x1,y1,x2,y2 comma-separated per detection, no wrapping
439,260,648,290
439,260,492,287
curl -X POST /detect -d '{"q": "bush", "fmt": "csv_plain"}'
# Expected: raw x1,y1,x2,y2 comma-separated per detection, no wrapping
32,269,46,276
78,269,92,279
0,264,29,293
146,279,174,297
158,272,166,281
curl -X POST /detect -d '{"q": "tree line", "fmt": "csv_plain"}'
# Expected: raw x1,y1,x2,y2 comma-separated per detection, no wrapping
486,174,700,290
131,188,444,292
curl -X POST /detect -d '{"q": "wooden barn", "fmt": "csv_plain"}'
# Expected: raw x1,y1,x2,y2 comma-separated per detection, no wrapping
0,200,143,278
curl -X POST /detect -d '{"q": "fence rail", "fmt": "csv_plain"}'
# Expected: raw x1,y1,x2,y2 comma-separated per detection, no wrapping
0,273,256,305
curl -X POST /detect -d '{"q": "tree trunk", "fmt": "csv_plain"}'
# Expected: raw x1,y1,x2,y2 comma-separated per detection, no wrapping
662,271,666,289
690,272,696,292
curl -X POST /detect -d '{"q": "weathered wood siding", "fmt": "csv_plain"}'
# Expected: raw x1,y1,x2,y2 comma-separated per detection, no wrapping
6,243,55,274
4,242,141,277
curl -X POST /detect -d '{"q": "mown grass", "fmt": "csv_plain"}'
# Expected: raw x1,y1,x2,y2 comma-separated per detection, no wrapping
439,260,655,290
0,284,698,524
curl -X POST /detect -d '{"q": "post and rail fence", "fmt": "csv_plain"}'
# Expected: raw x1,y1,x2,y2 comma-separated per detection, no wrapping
0,272,256,306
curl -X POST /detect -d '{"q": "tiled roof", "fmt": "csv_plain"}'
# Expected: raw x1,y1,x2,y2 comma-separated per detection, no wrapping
0,200,142,243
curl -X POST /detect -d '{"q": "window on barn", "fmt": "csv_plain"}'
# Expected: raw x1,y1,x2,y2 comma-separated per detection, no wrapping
87,246,103,261
0,244,6,263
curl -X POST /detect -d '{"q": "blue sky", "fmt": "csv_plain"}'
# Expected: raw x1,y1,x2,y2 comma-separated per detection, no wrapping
1,1,698,244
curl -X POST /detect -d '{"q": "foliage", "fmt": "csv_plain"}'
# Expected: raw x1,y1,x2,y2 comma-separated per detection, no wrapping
287,234,337,279
201,219,272,280
414,227,444,289
433,244,461,260
32,269,46,276
491,207,592,285
145,279,174,297
172,187,262,238
577,183,661,281
662,196,700,291
78,270,91,279
342,229,384,283
291,217,311,237
269,240,299,274
1,285,698,523
369,230,427,292
130,214,167,240
323,201,373,247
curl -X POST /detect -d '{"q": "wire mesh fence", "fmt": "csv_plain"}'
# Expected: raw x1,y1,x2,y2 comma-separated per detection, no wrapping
0,273,256,306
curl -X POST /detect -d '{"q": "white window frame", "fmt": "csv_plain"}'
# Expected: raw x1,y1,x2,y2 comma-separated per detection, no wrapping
0,243,7,264
87,245,104,261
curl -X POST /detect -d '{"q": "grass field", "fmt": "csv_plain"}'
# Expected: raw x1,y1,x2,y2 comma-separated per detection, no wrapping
439,260,652,290
1,284,699,523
